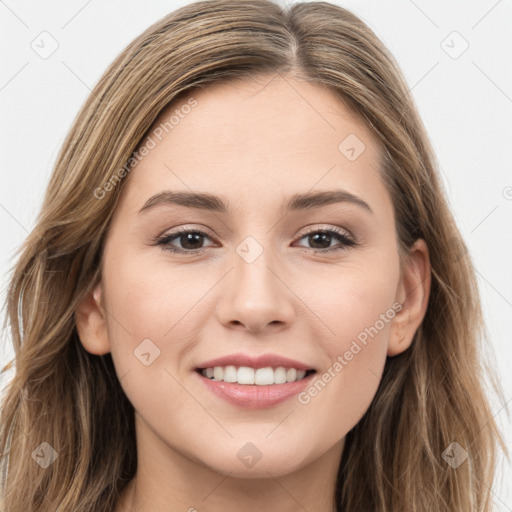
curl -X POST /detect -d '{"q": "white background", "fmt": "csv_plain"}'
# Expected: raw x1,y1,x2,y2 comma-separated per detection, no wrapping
0,0,511,508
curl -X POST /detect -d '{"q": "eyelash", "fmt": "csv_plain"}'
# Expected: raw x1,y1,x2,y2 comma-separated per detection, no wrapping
154,225,357,255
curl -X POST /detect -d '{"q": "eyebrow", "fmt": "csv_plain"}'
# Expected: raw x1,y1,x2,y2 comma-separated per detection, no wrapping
138,189,374,215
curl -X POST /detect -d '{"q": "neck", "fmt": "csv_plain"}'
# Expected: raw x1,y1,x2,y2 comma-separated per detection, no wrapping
114,413,344,512
117,443,343,512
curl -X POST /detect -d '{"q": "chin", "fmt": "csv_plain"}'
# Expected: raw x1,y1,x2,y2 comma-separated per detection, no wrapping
198,442,312,479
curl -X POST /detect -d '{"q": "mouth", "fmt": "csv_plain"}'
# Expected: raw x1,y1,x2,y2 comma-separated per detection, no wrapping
194,366,317,409
195,366,317,385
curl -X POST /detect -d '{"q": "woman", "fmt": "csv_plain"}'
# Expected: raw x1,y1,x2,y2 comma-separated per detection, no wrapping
0,1,507,510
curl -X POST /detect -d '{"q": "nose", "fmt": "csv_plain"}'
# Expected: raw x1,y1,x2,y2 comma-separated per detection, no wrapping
215,246,296,334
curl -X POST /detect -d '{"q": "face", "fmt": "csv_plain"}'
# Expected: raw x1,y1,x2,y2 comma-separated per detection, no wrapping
78,73,429,479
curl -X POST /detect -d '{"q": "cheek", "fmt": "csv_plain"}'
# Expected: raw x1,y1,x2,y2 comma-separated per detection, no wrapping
100,251,208,419
307,255,400,350
103,250,207,338
100,250,213,385
297,258,399,429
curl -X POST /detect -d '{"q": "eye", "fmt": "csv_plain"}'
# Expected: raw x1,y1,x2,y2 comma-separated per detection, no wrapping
154,225,357,255
154,226,216,254
294,226,356,253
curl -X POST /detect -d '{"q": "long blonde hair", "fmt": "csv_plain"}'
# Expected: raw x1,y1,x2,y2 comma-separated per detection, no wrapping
1,1,508,510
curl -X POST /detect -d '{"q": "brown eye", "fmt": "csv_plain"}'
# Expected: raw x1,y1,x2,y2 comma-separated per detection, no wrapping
156,227,215,254
295,227,356,253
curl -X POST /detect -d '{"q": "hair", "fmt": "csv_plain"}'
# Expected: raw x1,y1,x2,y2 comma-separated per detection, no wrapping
0,0,508,510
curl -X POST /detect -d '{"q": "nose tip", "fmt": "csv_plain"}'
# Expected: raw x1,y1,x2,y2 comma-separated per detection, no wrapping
216,258,295,334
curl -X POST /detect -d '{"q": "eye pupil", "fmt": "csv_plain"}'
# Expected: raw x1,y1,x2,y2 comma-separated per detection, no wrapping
309,232,331,249
181,233,204,250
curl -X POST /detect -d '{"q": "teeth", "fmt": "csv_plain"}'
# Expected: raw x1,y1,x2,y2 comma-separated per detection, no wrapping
274,367,287,384
286,368,297,382
213,367,224,381
223,365,237,383
200,366,310,385
255,367,274,385
238,366,255,385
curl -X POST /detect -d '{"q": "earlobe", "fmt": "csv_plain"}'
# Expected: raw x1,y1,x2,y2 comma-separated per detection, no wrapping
75,281,111,355
388,238,431,357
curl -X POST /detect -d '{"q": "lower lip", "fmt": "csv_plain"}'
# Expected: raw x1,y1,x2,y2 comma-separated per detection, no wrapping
194,370,316,409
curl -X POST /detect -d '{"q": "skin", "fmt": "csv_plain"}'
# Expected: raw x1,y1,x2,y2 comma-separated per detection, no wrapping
76,73,431,512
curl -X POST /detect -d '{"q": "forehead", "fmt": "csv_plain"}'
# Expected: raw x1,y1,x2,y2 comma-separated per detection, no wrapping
120,74,390,217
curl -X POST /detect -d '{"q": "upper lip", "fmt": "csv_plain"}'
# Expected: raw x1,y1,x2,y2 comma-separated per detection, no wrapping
196,353,315,371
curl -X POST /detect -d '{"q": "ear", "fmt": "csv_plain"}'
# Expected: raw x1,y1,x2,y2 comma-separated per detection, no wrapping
75,280,111,355
388,238,431,357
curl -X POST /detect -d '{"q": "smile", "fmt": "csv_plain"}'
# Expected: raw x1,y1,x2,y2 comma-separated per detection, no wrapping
197,365,315,385
194,367,317,409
